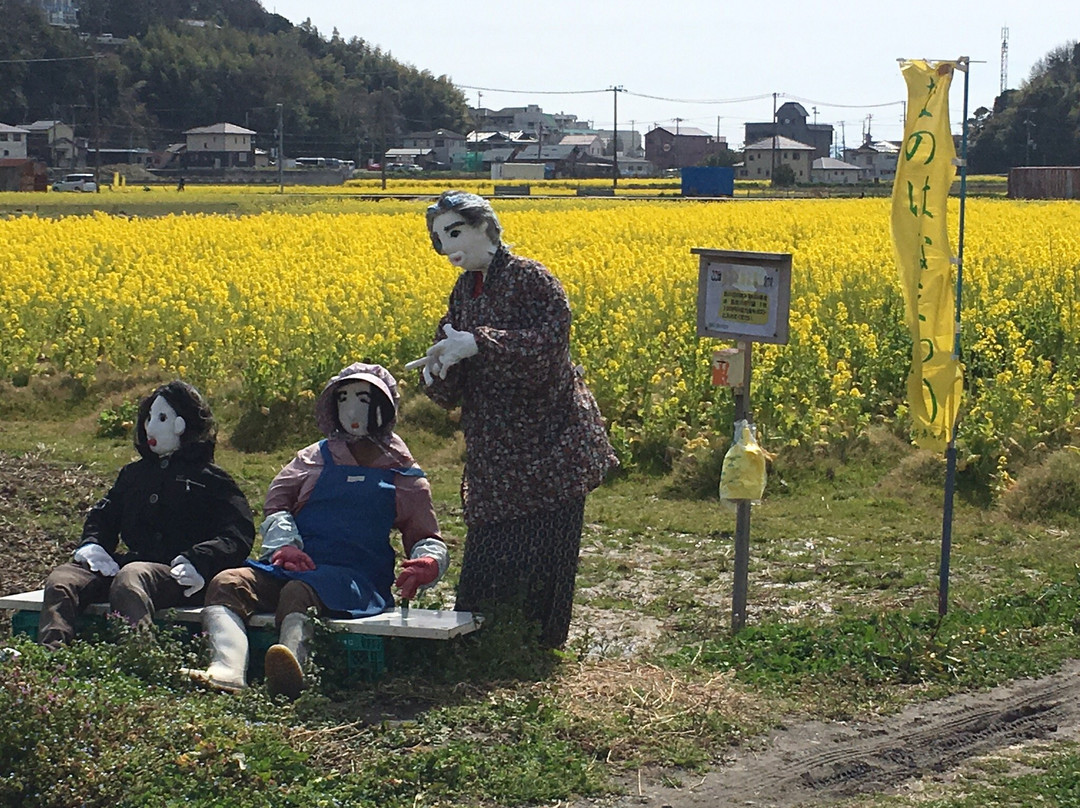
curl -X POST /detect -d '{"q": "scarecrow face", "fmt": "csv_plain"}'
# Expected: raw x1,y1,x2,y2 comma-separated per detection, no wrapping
336,380,374,437
430,211,496,272
145,395,185,456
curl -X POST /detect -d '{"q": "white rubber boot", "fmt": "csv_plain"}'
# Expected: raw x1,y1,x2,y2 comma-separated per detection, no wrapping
264,612,311,700
184,605,249,692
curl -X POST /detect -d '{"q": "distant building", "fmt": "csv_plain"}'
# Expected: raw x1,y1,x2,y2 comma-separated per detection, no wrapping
402,129,467,166
811,157,862,184
843,137,900,183
183,123,256,169
744,102,833,161
645,125,725,170
617,155,656,176
595,128,643,157
0,123,30,160
36,0,77,26
20,120,76,167
558,134,605,158
739,136,816,181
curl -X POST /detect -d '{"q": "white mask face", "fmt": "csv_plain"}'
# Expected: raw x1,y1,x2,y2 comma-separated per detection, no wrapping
431,211,497,271
336,380,374,437
145,396,185,456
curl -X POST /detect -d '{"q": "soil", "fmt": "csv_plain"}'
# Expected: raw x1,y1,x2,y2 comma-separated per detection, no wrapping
4,450,1080,806
571,659,1080,806
0,449,104,596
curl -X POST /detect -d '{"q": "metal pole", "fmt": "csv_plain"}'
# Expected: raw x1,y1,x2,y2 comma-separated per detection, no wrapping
731,340,753,632
276,103,284,194
938,57,970,617
612,86,621,190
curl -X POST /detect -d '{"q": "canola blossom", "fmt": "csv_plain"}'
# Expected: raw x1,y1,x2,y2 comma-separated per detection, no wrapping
1,198,1077,481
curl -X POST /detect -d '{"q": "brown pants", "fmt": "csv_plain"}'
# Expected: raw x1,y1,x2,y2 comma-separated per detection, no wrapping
204,566,324,629
38,560,198,650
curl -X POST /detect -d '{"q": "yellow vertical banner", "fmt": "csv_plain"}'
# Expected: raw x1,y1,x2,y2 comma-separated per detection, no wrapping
891,60,964,452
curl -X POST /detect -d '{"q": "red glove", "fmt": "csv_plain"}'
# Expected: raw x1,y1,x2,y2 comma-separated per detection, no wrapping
270,545,316,572
394,557,440,600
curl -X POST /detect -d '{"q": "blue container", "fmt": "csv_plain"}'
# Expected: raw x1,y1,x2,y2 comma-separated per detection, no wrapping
681,166,734,197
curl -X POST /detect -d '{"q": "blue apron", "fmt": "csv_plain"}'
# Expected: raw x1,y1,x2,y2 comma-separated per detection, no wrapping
249,440,421,617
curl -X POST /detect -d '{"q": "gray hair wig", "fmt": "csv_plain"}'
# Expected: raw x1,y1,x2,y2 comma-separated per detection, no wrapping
425,190,502,253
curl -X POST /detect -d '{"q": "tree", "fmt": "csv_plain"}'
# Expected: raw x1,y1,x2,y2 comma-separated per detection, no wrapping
772,164,796,187
969,40,1080,172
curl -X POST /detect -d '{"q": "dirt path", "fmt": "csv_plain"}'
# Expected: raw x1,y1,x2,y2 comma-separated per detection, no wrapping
576,659,1080,807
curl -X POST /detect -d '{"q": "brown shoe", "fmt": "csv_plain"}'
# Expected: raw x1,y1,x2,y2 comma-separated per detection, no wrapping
264,644,304,700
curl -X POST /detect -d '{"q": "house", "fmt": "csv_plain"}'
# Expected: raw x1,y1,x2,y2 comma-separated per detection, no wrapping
20,120,76,166
739,136,816,181
744,102,834,161
37,0,77,26
617,155,656,177
558,134,605,158
402,129,467,166
507,143,597,178
383,147,432,167
843,137,900,183
183,123,256,169
595,128,643,157
644,126,724,170
0,123,29,160
811,156,862,185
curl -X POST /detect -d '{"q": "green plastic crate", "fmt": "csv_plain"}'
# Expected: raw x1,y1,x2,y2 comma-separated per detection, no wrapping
12,610,39,640
338,632,385,681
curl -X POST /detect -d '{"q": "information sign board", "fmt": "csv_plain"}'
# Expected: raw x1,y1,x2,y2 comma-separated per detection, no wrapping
693,249,792,344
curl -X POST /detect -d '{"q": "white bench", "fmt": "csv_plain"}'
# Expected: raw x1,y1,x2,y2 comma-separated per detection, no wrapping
1,589,482,679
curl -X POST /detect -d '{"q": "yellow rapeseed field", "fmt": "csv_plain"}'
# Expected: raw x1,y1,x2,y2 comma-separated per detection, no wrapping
1,197,1077,482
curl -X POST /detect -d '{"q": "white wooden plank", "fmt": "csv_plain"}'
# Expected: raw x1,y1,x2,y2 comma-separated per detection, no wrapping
1,590,481,639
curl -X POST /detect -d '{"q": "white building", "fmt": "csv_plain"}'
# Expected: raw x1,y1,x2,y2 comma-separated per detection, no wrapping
0,123,30,159
843,138,900,183
811,157,862,185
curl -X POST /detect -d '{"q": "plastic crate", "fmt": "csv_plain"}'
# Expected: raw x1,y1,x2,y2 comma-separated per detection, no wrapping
339,633,385,681
246,626,278,680
11,610,39,640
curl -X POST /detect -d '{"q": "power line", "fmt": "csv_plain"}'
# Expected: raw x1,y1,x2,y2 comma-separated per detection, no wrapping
0,54,104,64
782,93,904,110
457,83,607,96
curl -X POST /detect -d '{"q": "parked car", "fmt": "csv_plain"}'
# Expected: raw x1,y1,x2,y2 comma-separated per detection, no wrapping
52,173,98,192
387,162,423,173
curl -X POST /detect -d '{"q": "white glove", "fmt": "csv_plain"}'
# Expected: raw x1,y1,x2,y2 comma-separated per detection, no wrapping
73,543,119,577
169,555,205,597
405,325,478,386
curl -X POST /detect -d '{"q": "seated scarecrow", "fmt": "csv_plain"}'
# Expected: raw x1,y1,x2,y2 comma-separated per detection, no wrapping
38,380,256,649
186,362,448,699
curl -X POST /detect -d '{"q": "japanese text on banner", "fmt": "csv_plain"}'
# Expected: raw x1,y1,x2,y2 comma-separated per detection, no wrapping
890,59,964,452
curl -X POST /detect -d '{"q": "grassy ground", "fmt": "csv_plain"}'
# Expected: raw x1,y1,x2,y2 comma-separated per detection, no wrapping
1,372,1079,807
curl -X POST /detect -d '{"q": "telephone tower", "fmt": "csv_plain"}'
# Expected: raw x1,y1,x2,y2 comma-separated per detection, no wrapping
1000,26,1009,94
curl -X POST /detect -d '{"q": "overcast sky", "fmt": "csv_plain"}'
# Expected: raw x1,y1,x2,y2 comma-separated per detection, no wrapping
267,0,1079,148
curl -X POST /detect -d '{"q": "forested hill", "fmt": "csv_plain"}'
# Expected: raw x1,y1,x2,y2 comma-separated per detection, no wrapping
0,0,470,161
968,41,1080,173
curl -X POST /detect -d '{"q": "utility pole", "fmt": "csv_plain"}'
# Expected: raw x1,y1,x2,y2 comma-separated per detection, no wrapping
473,90,482,177
276,103,284,193
611,85,624,190
93,54,101,191
770,92,777,183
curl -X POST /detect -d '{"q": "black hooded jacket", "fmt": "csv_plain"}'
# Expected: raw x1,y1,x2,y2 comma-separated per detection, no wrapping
79,439,255,581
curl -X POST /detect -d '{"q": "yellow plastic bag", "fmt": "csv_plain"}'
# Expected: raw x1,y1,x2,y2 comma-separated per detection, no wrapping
718,419,767,503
